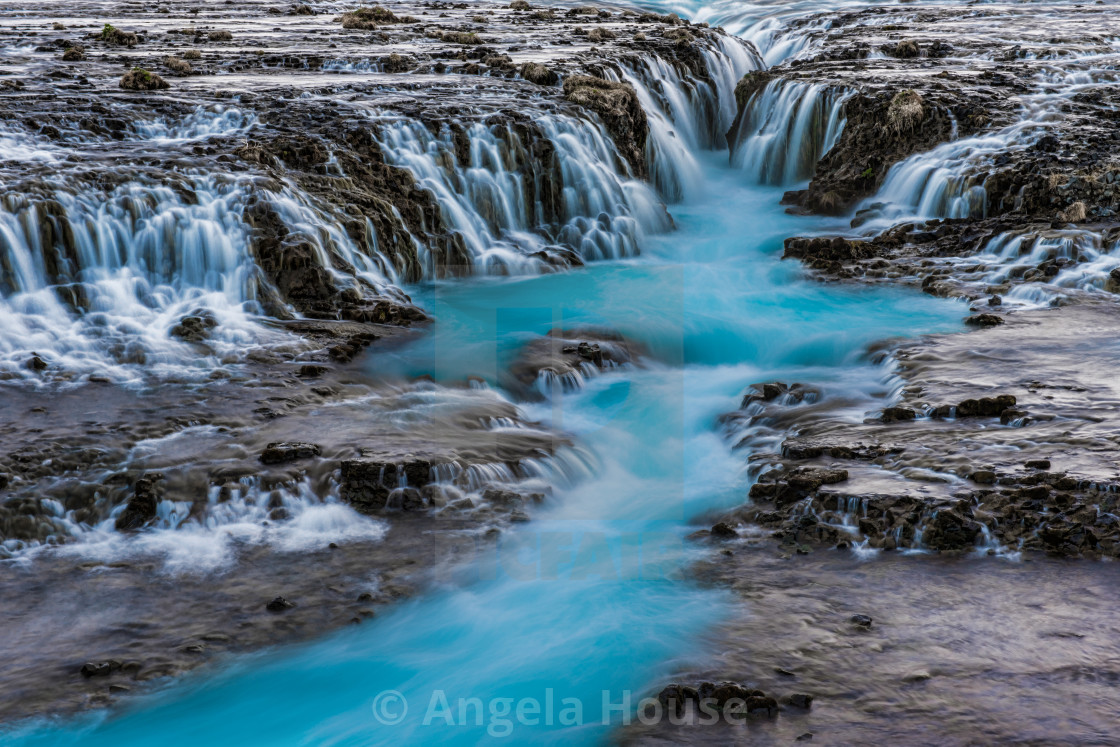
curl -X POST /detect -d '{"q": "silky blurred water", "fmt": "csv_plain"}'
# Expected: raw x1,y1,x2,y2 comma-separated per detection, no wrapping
9,148,963,745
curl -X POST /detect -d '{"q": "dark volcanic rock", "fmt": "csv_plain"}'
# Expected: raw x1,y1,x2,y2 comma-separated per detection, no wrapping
114,476,161,531
340,458,432,511
710,522,739,539
506,328,641,398
260,442,322,464
964,314,1004,328
563,76,648,178
922,506,982,551
265,596,296,612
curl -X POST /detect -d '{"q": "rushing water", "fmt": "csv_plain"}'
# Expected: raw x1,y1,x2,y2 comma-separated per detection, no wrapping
42,0,1120,743
9,131,964,742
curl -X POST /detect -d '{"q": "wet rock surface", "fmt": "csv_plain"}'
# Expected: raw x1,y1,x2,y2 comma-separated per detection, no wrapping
504,327,643,398
707,305,1120,559
0,515,433,722
0,0,742,385
0,350,574,720
621,554,1120,744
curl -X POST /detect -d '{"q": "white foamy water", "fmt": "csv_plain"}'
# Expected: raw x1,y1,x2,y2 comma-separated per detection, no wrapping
729,79,851,185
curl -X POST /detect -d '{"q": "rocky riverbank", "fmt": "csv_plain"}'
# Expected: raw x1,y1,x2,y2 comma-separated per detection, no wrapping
4,0,1120,738
0,0,750,723
707,0,1120,560
628,2,1120,741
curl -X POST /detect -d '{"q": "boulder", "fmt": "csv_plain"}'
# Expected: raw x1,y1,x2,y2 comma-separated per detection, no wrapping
260,442,322,464
340,458,432,511
114,476,161,531
265,596,296,612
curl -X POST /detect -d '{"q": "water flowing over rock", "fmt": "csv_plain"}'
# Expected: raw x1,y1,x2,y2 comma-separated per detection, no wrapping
5,0,1120,741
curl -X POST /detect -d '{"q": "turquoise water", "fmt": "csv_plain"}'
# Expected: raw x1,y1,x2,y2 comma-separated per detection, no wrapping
9,149,964,744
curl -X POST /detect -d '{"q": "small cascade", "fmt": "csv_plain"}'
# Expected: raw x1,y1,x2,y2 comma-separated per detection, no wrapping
860,64,1117,226
861,132,1007,224
263,185,401,290
728,80,852,185
0,173,273,383
14,475,391,572
613,34,762,200
372,115,668,273
978,229,1120,304
129,105,258,142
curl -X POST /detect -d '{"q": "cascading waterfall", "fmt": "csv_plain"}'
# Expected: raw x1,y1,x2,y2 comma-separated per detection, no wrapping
862,131,1004,224
978,229,1120,304
611,34,762,200
0,40,774,385
728,79,852,185
372,115,668,272
862,64,1120,226
0,174,272,383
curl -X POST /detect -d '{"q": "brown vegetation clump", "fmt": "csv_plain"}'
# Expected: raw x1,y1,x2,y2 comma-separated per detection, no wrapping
120,67,169,90
888,89,925,133
430,30,482,45
99,24,139,46
340,6,416,29
164,55,192,75
208,30,233,41
383,53,415,73
889,39,921,58
1058,200,1087,223
61,45,85,61
519,62,558,86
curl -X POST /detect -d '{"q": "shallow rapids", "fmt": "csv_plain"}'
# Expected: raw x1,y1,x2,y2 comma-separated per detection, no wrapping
8,143,963,743
7,0,1120,743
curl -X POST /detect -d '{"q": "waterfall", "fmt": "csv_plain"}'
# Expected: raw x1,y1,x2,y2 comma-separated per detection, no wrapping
860,132,1008,224
372,115,669,274
728,80,852,185
0,173,276,383
859,64,1114,226
977,229,1120,305
613,34,763,201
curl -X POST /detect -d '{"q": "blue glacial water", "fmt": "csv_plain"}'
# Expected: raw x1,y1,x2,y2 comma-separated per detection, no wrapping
9,144,964,745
